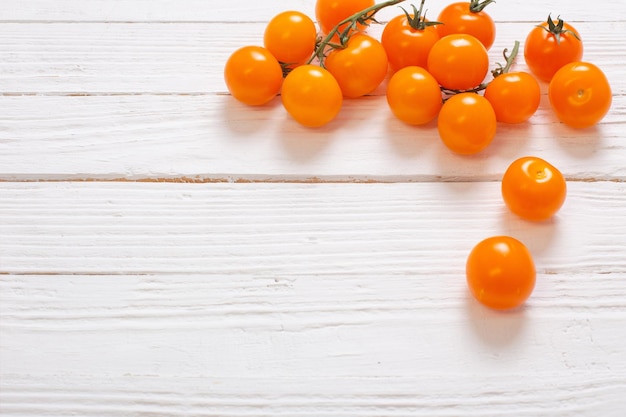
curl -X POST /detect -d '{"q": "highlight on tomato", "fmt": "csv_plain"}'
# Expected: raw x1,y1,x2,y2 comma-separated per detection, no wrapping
281,64,343,128
427,33,489,91
437,93,496,155
524,14,583,82
223,45,283,106
484,71,541,124
548,61,612,129
437,0,496,50
263,11,318,68
501,156,567,221
466,236,536,310
325,33,389,98
386,66,443,125
315,0,375,36
381,0,441,71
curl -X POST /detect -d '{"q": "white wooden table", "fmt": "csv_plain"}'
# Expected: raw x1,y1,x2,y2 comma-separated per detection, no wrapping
1,1,625,415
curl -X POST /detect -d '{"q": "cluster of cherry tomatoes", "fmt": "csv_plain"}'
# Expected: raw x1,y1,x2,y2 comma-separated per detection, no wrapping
223,0,612,311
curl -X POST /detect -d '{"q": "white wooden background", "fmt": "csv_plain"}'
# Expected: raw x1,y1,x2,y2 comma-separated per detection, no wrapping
1,0,625,415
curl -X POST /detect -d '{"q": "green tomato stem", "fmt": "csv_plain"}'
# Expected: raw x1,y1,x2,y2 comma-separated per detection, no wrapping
307,0,406,66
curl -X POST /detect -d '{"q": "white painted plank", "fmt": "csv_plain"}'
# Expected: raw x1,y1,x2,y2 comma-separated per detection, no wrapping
0,21,623,94
1,182,625,275
2,0,624,22
1,374,624,416
1,182,626,415
1,94,624,180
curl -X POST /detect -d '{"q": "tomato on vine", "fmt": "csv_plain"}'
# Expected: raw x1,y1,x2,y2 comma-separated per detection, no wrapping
427,33,489,91
437,93,496,154
223,46,283,106
437,0,496,50
484,47,541,125
501,156,567,221
315,0,374,36
325,33,388,98
281,64,343,128
524,15,583,82
549,61,612,128
466,236,536,310
386,66,442,125
264,11,317,68
381,0,441,71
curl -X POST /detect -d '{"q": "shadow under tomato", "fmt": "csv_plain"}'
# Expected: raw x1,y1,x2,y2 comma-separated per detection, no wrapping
497,205,561,256
219,94,283,136
384,115,439,159
274,115,335,163
549,122,604,159
464,291,529,348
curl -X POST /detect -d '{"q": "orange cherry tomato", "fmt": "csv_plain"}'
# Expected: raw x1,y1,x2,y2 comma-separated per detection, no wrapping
437,0,496,50
281,64,343,127
427,33,489,90
437,93,496,154
466,236,536,310
484,72,541,124
325,33,388,98
524,15,583,82
315,0,374,36
381,6,441,71
264,11,317,67
386,66,442,125
501,156,567,221
548,61,612,129
223,46,283,106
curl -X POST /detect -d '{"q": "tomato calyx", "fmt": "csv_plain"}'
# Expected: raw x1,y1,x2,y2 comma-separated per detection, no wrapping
539,14,581,45
440,40,519,97
308,0,405,66
469,0,496,13
399,0,442,31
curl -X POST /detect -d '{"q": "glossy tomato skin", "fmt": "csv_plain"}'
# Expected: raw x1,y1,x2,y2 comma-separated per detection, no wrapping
437,2,496,50
437,93,496,154
484,72,541,124
315,0,374,36
264,11,317,66
325,33,388,98
524,19,583,82
224,46,283,106
548,61,612,128
466,236,536,310
281,64,343,128
427,34,489,91
386,66,442,125
501,156,567,221
381,13,440,71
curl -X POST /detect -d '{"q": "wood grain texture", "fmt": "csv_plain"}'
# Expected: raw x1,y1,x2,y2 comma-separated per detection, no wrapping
1,0,626,416
2,0,624,22
2,182,626,415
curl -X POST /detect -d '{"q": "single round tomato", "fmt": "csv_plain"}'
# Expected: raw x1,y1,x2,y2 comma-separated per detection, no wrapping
466,236,536,310
325,33,388,98
437,0,496,50
224,46,283,106
484,72,541,124
381,9,441,71
501,156,567,221
524,15,583,82
437,93,496,154
427,33,489,90
548,61,612,129
281,64,343,127
264,11,317,67
386,66,442,125
315,0,374,36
